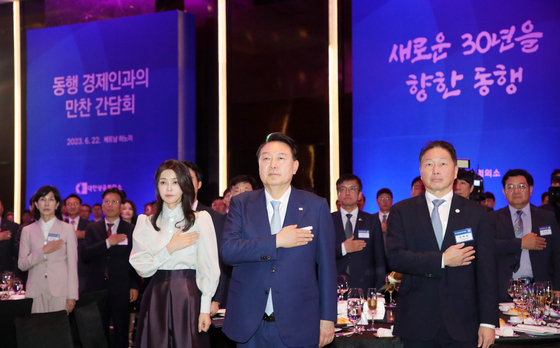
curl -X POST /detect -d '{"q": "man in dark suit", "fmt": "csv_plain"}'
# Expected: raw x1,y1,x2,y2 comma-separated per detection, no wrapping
83,188,140,348
489,169,560,303
333,174,386,292
540,169,560,224
182,160,228,314
222,133,337,348
0,199,19,273
64,194,90,293
386,140,497,348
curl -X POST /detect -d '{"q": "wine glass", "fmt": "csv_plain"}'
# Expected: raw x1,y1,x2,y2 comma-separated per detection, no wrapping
347,288,364,335
12,279,23,295
514,283,530,323
552,292,560,314
543,281,553,320
533,283,546,325
0,278,8,300
386,275,396,307
366,288,377,331
508,279,519,300
337,275,349,301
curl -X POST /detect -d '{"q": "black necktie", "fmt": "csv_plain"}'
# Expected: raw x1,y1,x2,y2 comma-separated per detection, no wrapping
345,214,353,239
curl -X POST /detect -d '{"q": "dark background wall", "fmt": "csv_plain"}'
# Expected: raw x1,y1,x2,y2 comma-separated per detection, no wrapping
0,0,353,217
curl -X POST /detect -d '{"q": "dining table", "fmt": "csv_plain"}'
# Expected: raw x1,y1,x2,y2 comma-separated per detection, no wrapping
210,307,560,348
0,295,33,348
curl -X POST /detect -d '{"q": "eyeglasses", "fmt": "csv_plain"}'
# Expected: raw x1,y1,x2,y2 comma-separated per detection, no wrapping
66,202,80,207
378,197,391,201
505,183,529,192
103,200,120,205
338,186,359,193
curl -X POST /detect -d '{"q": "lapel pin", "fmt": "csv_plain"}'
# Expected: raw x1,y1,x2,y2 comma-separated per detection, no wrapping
359,218,363,222
455,209,460,213
299,207,303,211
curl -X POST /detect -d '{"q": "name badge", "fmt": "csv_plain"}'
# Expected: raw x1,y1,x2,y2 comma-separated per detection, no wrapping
118,237,129,246
47,233,60,242
358,230,370,239
454,228,474,243
540,226,552,236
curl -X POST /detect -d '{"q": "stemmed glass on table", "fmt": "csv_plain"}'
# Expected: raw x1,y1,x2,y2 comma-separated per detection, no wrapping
366,288,377,332
543,281,553,320
531,283,546,325
386,275,396,307
347,288,364,335
513,282,530,324
0,278,8,300
337,275,349,301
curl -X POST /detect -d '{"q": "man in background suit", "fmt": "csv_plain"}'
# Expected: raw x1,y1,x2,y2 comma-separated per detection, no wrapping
333,174,386,291
489,169,560,302
83,188,140,348
386,140,497,348
182,160,228,314
64,194,90,292
222,133,337,348
0,199,20,273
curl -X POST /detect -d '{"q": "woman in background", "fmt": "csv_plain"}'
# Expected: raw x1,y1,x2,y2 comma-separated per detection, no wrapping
121,200,138,225
18,185,78,313
130,160,219,348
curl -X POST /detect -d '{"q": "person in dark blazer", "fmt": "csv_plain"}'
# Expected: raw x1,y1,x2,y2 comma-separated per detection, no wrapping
221,133,337,348
489,169,560,303
83,188,140,348
333,174,386,292
386,141,498,348
182,160,229,313
64,194,90,293
0,199,20,273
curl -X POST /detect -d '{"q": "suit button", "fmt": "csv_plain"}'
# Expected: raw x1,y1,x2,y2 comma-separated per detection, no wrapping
267,256,271,260
265,290,269,295
271,269,276,273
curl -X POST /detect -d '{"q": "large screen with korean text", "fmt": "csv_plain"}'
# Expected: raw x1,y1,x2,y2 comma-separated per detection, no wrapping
26,11,196,208
353,0,560,208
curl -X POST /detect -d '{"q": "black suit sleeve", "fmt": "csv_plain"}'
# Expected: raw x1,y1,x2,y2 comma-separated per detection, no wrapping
83,223,108,262
370,217,387,289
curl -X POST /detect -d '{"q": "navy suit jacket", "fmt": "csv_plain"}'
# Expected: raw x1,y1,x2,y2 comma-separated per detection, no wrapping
197,202,230,305
333,210,386,291
82,220,140,296
221,188,337,347
489,205,560,302
386,193,498,342
0,218,20,273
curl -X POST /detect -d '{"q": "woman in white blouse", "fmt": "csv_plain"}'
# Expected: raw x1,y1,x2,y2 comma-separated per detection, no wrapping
130,160,220,348
18,185,79,314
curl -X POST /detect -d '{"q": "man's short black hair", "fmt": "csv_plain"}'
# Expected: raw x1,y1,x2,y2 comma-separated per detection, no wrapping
419,140,457,165
182,160,203,183
377,188,393,199
93,203,102,208
102,188,125,202
336,174,363,192
256,132,298,161
411,176,422,188
501,169,534,188
484,192,495,200
230,175,258,190
551,169,560,184
542,192,550,201
64,193,82,205
456,169,474,187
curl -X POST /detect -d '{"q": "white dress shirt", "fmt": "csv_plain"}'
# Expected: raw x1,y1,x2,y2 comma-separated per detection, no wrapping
129,203,220,314
340,207,359,256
